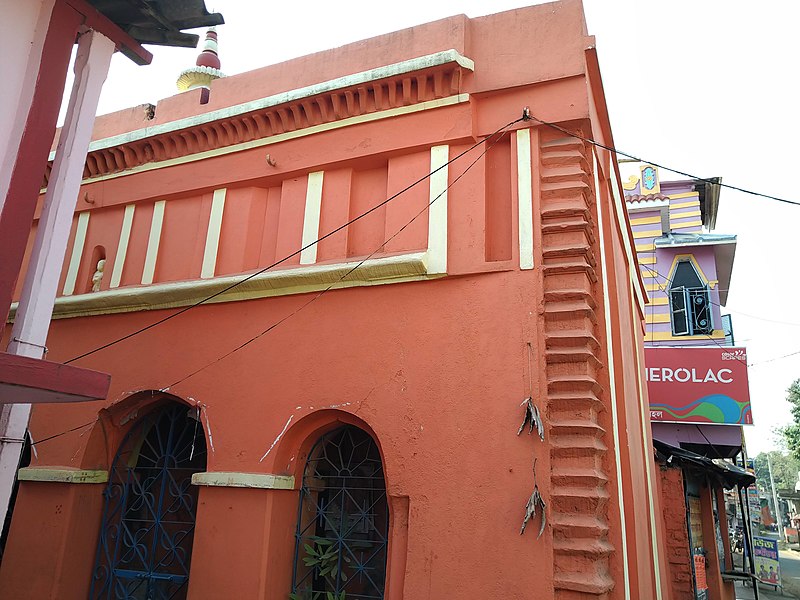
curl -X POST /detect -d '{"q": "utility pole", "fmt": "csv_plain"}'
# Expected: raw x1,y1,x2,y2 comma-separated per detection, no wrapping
767,453,786,542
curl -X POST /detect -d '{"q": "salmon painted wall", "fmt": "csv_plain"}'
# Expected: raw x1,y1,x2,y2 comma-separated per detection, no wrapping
2,2,668,599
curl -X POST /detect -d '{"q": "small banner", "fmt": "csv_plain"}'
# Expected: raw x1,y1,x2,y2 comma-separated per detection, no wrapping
753,536,780,585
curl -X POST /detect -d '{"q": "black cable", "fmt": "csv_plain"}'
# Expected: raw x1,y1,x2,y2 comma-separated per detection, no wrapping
527,113,800,207
64,115,524,365
166,121,518,388
639,264,800,366
30,420,96,447
695,424,725,459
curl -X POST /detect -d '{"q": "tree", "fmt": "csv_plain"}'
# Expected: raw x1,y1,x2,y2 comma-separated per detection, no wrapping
752,450,800,493
777,380,800,463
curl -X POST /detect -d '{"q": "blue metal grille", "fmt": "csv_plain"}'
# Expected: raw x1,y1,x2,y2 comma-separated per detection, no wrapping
291,426,388,600
90,403,206,600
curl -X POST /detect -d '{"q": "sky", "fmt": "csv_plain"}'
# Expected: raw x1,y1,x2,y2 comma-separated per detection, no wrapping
61,0,800,455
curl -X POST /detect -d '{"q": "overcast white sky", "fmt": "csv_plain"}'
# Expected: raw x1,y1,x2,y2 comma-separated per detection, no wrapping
64,0,800,456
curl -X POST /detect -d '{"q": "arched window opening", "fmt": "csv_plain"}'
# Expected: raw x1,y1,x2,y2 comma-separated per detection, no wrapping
90,402,206,600
668,259,712,336
291,425,389,600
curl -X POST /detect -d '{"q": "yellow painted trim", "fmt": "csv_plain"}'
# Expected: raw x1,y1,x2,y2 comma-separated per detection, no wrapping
18,467,108,484
516,129,534,271
669,200,700,210
427,145,449,274
593,151,631,598
299,172,324,266
667,192,699,201
645,282,666,292
9,251,439,321
629,215,661,226
633,228,663,239
142,200,165,285
644,330,725,342
644,313,670,324
59,95,471,188
630,277,664,600
670,220,702,229
649,297,669,306
191,472,295,489
110,204,135,289
635,243,655,252
63,212,90,296
622,174,639,191
201,188,227,278
669,209,701,220
638,256,656,265
709,279,718,289
664,253,710,287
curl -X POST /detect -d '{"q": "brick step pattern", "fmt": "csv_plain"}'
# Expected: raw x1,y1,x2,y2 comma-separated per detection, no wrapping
539,131,615,598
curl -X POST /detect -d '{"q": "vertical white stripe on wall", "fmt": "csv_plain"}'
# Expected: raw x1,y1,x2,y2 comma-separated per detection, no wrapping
110,204,135,289
142,200,165,285
592,152,631,600
299,172,324,265
201,188,227,278
516,128,534,270
62,211,90,296
426,145,449,275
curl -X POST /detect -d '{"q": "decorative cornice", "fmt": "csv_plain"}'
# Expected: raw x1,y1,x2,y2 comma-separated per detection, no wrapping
44,50,474,186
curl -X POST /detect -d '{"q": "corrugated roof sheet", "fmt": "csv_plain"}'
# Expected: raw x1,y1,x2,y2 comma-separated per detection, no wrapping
88,0,223,49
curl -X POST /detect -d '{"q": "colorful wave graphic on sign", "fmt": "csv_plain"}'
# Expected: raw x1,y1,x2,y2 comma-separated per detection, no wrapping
650,394,752,424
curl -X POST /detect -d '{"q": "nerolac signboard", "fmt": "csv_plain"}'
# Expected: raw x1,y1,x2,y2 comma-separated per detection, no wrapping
645,347,753,425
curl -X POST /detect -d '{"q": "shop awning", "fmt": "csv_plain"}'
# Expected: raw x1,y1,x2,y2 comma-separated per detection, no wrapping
654,439,755,489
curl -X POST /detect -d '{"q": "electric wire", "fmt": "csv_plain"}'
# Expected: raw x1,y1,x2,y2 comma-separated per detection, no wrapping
29,419,96,447
638,264,800,367
33,115,525,447
638,264,800,327
165,120,519,388
527,113,800,207
64,115,525,365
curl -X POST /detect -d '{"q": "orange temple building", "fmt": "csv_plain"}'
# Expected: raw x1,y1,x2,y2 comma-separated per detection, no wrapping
1,2,672,598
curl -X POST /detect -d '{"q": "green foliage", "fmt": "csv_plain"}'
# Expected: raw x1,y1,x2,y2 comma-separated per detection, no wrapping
776,380,800,463
289,538,349,600
752,450,800,492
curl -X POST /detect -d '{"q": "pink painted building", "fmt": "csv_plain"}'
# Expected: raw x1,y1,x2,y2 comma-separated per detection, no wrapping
624,163,756,600
2,3,674,599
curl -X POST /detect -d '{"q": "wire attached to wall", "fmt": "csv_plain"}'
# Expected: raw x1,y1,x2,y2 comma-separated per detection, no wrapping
526,112,800,207
32,114,525,447
64,115,525,365
165,117,523,388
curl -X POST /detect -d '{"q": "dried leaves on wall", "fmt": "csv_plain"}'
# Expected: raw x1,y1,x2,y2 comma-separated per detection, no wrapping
520,483,546,539
517,397,544,441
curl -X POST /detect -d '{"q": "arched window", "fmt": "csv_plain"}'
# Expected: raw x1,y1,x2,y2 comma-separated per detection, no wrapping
291,425,389,600
90,403,206,600
668,259,713,336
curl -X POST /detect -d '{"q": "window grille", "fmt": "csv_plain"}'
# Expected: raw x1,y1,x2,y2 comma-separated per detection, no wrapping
668,260,713,336
90,403,206,600
291,425,388,600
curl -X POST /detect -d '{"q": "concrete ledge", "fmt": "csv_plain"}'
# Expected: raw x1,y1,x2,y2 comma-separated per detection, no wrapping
9,251,436,321
17,467,108,484
191,472,295,490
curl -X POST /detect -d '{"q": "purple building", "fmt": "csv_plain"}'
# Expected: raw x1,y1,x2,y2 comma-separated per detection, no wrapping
624,163,742,456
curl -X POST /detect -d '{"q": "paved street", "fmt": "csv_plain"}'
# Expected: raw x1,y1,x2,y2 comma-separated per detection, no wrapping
779,547,800,598
732,542,800,599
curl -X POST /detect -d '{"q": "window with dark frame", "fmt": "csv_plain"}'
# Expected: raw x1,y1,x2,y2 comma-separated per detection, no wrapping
291,425,389,600
668,259,713,336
